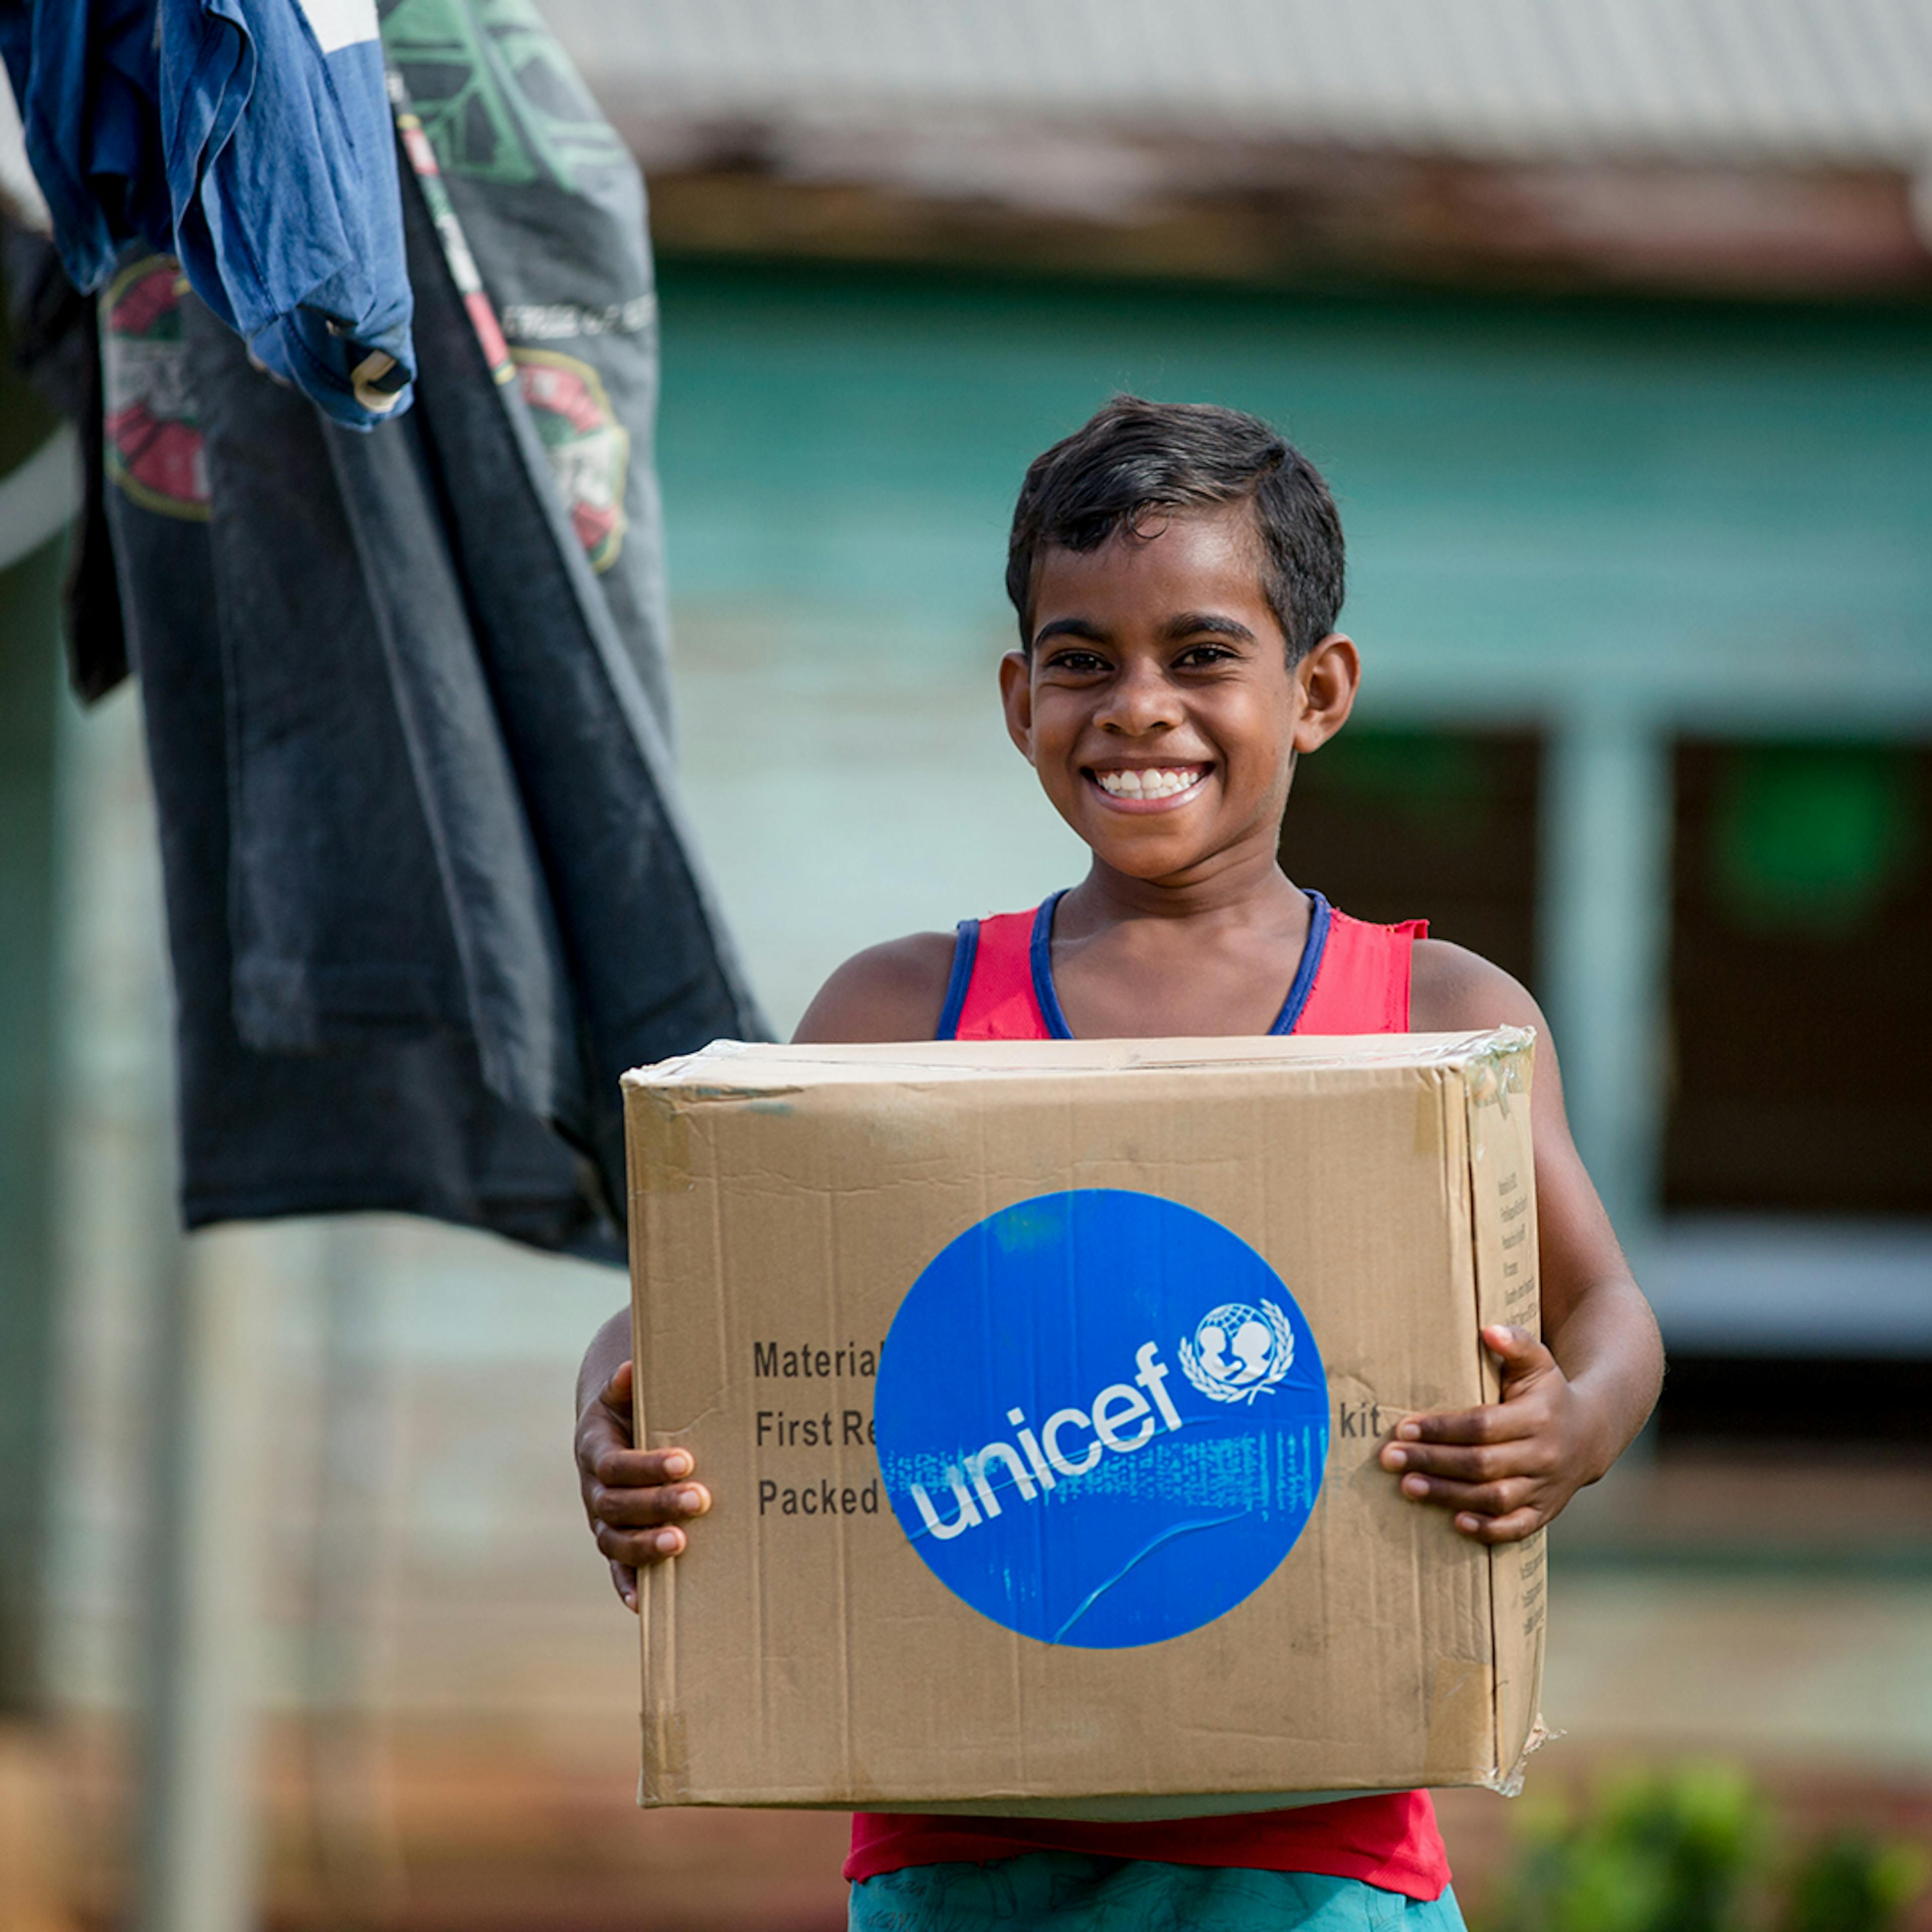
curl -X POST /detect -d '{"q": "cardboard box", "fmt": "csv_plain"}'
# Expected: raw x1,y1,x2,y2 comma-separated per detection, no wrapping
624,1030,1546,1813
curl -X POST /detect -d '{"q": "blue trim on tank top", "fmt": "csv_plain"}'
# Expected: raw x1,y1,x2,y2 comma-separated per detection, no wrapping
1028,891,1076,1039
935,919,981,1040
1271,890,1332,1034
1027,889,1333,1039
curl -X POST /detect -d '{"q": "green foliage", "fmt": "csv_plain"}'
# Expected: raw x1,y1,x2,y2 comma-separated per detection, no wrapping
1483,1765,1927,1932
1780,1834,1930,1932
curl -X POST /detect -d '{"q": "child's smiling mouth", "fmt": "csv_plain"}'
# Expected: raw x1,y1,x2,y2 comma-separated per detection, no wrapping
1086,763,1212,808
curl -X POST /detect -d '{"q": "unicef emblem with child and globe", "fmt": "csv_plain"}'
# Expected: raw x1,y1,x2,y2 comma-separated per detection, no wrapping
875,1188,1331,1651
1179,1300,1297,1404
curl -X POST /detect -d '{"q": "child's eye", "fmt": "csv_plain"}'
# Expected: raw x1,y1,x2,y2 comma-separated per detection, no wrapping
1045,649,1110,674
1176,643,1238,668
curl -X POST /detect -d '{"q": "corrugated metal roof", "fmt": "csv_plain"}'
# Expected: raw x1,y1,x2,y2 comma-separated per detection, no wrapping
548,0,1932,169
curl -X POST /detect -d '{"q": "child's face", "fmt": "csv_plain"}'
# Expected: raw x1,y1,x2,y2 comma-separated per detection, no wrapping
1001,503,1357,886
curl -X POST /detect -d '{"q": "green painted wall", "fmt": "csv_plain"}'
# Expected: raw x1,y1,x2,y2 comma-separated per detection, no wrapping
656,265,1932,719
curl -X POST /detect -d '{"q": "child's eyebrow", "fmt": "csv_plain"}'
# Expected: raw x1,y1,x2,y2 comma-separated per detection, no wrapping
1031,617,1110,648
1032,612,1258,650
1161,612,1257,644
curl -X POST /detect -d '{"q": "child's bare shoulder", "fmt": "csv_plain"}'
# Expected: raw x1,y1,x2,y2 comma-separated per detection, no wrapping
1409,936,1546,1035
793,931,957,1044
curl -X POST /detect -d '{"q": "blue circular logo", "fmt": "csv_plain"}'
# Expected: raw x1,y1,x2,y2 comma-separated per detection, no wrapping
874,1189,1329,1649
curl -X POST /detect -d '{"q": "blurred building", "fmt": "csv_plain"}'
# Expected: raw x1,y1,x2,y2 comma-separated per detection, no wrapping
2,4,1929,1928
536,0,1932,1403
572,0,1932,303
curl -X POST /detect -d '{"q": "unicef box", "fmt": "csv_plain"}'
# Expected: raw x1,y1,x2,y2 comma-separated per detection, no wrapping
622,1030,1546,1813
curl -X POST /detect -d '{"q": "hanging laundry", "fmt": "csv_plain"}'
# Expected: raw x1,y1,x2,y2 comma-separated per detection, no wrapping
79,0,765,1257
2,221,127,699
0,0,414,426
0,0,173,280
380,0,678,730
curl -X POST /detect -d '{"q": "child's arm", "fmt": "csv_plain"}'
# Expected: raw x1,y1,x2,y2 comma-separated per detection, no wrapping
1384,940,1665,1542
574,933,957,1606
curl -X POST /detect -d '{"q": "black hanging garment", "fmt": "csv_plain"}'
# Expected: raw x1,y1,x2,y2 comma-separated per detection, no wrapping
97,0,765,1258
0,223,127,699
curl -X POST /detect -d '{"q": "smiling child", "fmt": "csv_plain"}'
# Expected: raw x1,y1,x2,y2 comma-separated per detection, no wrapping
574,397,1663,1932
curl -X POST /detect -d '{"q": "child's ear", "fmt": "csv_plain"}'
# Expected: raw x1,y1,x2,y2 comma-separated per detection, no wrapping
1290,633,1361,755
999,650,1036,765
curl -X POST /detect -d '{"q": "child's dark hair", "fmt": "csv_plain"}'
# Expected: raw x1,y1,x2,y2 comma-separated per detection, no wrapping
1006,396,1344,660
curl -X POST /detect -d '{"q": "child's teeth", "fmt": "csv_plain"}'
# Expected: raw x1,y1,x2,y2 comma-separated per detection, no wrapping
1098,768,1198,798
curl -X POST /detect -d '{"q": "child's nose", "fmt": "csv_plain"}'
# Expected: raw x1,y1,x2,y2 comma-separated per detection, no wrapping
1096,662,1179,734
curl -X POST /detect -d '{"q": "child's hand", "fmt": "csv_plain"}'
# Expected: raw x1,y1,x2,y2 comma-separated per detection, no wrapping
574,1358,711,1612
1378,1325,1595,1543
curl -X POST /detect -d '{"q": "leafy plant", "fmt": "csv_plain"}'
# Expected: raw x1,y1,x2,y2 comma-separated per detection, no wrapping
1780,1833,1930,1932
1482,1765,1926,1932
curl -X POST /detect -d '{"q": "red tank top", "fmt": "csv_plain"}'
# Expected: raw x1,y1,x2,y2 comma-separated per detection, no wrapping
847,891,1450,1898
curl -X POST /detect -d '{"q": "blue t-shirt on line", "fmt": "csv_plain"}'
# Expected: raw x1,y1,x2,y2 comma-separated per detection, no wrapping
2,0,414,427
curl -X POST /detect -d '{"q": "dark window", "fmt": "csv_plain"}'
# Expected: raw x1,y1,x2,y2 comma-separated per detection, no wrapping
1655,1355,1931,1449
1665,741,1932,1216
1280,728,1541,992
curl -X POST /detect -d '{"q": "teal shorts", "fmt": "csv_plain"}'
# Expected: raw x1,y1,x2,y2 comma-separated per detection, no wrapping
850,1854,1464,1931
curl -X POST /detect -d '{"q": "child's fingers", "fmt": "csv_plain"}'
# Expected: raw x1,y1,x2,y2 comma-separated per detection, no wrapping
574,1395,635,1489
578,1359,704,1588
1482,1326,1560,1389
1380,1435,1553,1482
1452,1504,1543,1544
1388,1404,1536,1447
590,1444,695,1490
1480,1324,1537,1353
1393,1470,1537,1519
589,1480,711,1528
1481,1323,1552,1365
597,1521,690,1567
609,1559,639,1612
